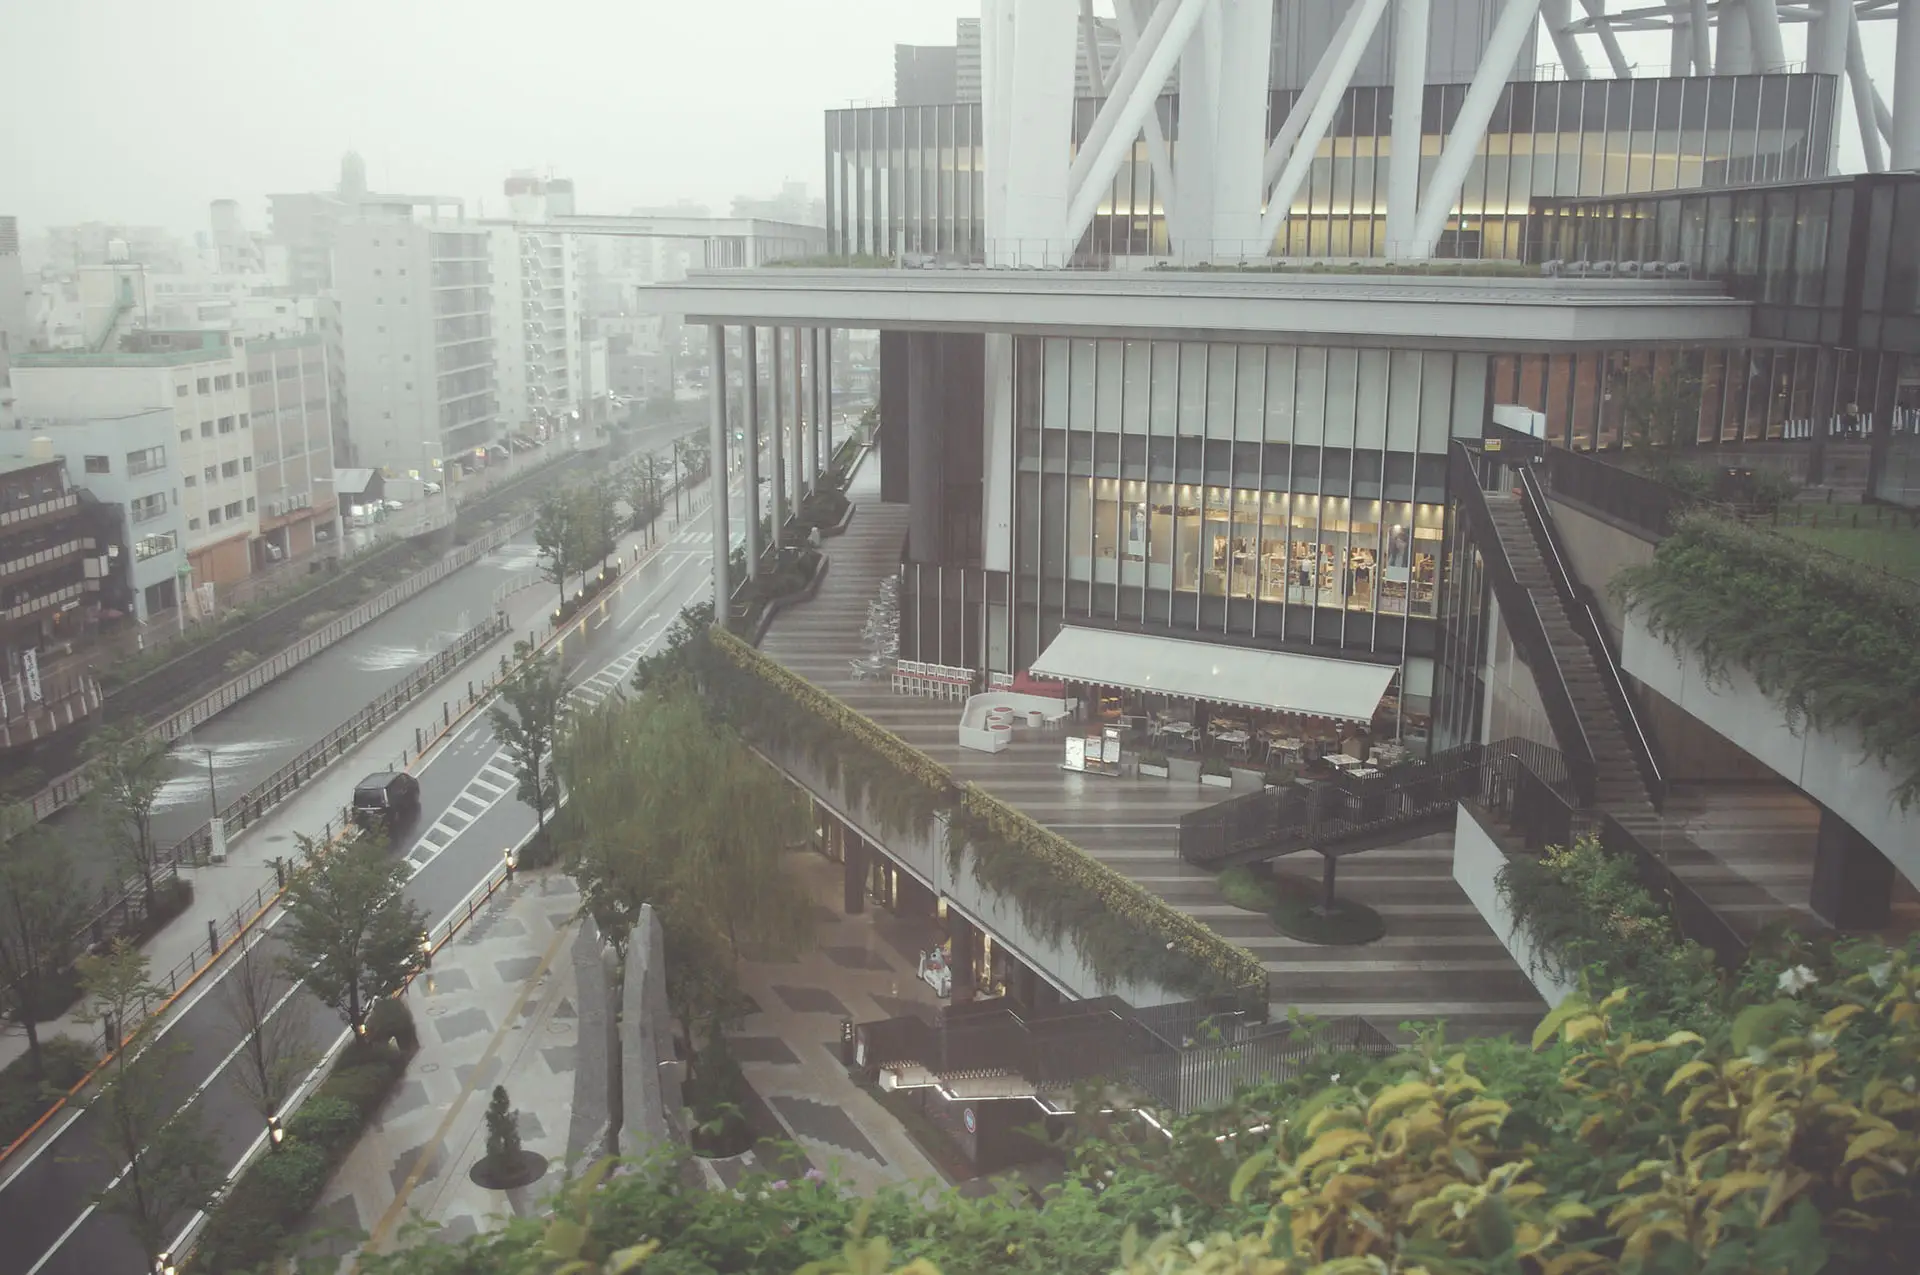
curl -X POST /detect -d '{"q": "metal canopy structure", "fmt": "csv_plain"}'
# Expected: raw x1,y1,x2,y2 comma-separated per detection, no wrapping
981,0,1920,263
501,214,826,269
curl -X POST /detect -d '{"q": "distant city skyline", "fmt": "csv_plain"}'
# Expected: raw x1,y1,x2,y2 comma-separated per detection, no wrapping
1,0,975,239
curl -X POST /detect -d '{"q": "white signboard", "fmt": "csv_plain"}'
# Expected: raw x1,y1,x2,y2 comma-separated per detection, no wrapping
21,648,41,704
1063,735,1086,772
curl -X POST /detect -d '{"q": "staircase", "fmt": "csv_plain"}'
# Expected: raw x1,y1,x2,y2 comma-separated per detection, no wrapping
1482,494,1655,812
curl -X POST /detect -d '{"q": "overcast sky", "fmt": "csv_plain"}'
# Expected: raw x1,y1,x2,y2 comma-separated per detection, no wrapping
2,0,975,238
0,1,1892,243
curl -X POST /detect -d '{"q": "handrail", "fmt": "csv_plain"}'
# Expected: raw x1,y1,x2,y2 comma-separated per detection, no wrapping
1516,462,1668,809
1450,442,1598,807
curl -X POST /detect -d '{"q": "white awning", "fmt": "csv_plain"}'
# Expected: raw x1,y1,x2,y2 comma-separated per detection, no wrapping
1029,627,1396,724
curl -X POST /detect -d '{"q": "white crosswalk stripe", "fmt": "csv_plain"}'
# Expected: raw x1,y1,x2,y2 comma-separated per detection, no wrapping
406,746,518,871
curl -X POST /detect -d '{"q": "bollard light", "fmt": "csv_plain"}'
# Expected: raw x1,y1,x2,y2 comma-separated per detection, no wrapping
267,1114,284,1148
503,848,518,880
156,1252,177,1275
420,932,434,968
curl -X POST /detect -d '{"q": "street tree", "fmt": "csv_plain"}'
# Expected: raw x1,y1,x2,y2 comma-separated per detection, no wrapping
533,488,581,611
83,725,171,907
0,807,89,1078
624,452,670,542
218,928,313,1121
489,652,569,853
278,833,428,1032
1620,356,1702,455
584,473,623,576
76,942,221,1267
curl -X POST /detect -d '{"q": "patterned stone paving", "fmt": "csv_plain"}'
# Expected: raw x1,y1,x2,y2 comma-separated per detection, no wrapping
757,459,1547,1042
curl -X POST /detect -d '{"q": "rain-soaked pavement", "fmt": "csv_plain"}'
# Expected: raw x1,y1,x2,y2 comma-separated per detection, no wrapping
58,529,543,892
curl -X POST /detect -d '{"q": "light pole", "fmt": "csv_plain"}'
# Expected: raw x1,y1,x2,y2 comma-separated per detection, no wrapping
204,747,218,817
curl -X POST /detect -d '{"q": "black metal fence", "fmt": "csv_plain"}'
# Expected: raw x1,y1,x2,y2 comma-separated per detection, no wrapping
1539,444,1686,541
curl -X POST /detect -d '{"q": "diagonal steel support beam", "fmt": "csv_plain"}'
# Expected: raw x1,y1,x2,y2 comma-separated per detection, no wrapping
1113,0,1178,226
1540,0,1594,76
1255,0,1392,248
1579,0,1634,74
1849,4,1890,169
1064,0,1209,246
1080,0,1107,95
1410,0,1546,256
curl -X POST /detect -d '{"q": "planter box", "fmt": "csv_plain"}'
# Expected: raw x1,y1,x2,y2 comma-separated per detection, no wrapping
1229,766,1266,792
1200,773,1232,788
1168,756,1202,783
1138,763,1170,779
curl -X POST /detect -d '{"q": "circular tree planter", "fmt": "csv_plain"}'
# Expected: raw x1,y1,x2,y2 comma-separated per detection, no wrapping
468,1148,549,1190
1269,873,1386,946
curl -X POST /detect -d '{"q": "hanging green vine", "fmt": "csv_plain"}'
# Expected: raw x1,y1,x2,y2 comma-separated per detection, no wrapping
704,628,1267,1010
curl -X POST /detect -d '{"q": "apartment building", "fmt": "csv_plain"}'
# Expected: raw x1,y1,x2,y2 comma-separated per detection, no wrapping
487,175,584,444
12,329,261,585
25,407,188,621
247,333,338,562
334,205,497,475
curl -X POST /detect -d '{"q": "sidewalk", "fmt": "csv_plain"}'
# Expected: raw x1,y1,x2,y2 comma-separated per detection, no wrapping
0,471,719,1081
302,872,586,1261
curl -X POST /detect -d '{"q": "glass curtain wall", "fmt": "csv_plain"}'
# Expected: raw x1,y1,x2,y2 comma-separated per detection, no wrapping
825,73,1835,262
1011,337,1480,672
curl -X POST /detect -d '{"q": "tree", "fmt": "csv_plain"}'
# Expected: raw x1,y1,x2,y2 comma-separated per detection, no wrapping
1619,356,1702,455
83,725,171,907
218,929,313,1121
533,488,581,612
0,808,88,1078
278,834,428,1032
489,652,569,852
624,452,670,542
484,1084,522,1167
76,942,221,1267
557,686,810,1088
584,473,622,576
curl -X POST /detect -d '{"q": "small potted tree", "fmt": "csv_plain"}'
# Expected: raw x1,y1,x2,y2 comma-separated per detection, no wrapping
1199,756,1233,788
1138,747,1170,779
469,1084,547,1189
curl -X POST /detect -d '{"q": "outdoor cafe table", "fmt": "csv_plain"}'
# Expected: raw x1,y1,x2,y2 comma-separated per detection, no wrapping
1323,753,1363,770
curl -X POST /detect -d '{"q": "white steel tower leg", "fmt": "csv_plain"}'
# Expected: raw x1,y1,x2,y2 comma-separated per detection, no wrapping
743,325,760,580
987,0,1079,264
1386,0,1434,257
1409,0,1545,257
1210,0,1277,253
1080,0,1108,94
1257,0,1393,251
1719,0,1755,75
1064,0,1209,252
1850,8,1890,171
708,325,730,617
1746,0,1788,72
1539,0,1591,78
1895,0,1920,170
1811,0,1849,166
1689,0,1714,75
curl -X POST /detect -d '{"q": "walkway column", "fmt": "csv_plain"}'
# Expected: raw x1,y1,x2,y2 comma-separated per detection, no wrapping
707,324,731,620
742,325,761,580
842,831,868,915
1894,0,1920,171
822,329,835,470
810,327,825,482
790,326,807,504
1810,807,1895,928
770,328,787,549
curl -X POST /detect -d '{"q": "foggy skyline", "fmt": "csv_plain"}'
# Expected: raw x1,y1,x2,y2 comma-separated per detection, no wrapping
2,0,1895,242
2,0,975,238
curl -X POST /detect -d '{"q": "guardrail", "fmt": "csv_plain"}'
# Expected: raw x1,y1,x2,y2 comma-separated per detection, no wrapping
21,514,535,824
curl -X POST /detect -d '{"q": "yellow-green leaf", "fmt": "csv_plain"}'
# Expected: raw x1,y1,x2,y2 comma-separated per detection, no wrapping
544,1218,588,1260
1845,1128,1900,1163
1658,1030,1705,1050
1298,1127,1373,1172
1820,1003,1866,1030
1706,1171,1773,1206
1230,1150,1274,1202
606,1242,662,1273
1532,995,1593,1051
1664,1060,1717,1095
1682,1124,1732,1164
1759,1168,1813,1226
1366,1080,1436,1125
1617,1158,1672,1191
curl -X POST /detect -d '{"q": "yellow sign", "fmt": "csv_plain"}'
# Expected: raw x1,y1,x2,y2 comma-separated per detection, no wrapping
1484,438,1503,451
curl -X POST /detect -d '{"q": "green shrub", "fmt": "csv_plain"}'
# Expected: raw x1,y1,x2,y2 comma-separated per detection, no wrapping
1199,756,1231,778
248,1138,330,1202
284,1094,357,1146
365,997,419,1052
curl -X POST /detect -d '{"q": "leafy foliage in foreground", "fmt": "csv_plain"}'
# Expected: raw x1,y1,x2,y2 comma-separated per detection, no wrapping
360,933,1920,1274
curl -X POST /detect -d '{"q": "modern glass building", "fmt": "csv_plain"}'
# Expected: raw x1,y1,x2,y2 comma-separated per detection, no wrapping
825,72,1837,263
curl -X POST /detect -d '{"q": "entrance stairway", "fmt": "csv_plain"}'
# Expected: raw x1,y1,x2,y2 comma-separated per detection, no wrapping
1480,493,1656,812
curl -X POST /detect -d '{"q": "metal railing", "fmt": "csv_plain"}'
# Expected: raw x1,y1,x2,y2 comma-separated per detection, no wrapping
857,996,1394,1117
1451,442,1599,807
1539,444,1685,540
1516,462,1667,808
20,515,533,824
1177,744,1481,868
1597,813,1750,972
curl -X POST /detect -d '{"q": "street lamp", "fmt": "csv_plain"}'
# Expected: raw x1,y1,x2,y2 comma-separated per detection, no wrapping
503,848,517,880
419,931,434,969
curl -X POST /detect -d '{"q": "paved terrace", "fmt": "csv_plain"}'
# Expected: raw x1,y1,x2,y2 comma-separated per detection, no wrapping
758,458,1545,1043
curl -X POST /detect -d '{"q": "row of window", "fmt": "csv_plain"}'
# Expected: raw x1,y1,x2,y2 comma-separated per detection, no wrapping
186,497,254,531
177,414,249,442
183,457,253,486
130,493,167,524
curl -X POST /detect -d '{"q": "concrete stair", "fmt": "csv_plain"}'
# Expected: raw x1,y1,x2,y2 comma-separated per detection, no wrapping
1483,495,1655,811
